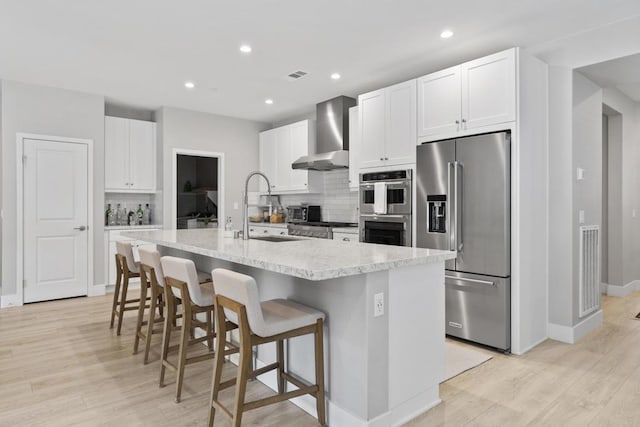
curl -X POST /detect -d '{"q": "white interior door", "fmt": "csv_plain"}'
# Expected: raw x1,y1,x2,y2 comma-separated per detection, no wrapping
23,138,89,303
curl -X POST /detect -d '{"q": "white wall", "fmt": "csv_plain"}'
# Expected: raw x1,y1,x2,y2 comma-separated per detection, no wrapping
1,80,105,297
571,72,602,324
157,107,269,230
547,67,574,327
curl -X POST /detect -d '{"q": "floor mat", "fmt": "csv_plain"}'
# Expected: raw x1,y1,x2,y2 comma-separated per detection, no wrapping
444,340,493,382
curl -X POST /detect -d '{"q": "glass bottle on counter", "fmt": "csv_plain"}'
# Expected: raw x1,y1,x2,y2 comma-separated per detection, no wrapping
142,204,151,225
128,209,136,226
115,204,123,225
136,204,144,225
105,204,112,226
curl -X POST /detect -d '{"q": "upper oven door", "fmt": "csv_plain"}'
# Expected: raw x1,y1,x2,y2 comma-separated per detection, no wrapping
359,180,412,215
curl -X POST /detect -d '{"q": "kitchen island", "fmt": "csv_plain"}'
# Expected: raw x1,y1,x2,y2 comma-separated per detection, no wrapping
124,228,455,427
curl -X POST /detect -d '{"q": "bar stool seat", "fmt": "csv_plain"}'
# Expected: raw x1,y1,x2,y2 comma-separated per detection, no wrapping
208,268,326,426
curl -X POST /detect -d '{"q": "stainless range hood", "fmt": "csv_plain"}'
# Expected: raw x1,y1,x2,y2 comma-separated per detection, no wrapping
292,95,356,171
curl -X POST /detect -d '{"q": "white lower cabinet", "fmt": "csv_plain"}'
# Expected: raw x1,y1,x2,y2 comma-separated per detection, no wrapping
333,231,359,243
106,228,159,286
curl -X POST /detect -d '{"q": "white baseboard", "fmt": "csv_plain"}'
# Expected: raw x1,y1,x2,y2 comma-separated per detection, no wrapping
88,284,106,297
548,309,603,344
0,293,22,308
607,280,640,297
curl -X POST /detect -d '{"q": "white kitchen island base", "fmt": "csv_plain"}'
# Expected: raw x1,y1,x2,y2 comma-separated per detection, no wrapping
125,229,453,427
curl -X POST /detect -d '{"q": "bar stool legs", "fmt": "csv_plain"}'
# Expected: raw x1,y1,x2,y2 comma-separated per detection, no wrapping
109,253,142,336
133,264,165,364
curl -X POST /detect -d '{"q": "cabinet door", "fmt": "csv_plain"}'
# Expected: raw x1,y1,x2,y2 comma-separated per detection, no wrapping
359,89,386,169
385,79,417,166
288,121,310,191
461,49,515,130
259,129,278,192
104,116,130,190
128,120,156,191
417,66,461,139
274,126,292,191
348,106,360,189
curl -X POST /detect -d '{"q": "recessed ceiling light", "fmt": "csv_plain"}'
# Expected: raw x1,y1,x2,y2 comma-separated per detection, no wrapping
184,81,195,89
331,73,341,80
440,29,454,39
239,44,252,53
265,99,274,105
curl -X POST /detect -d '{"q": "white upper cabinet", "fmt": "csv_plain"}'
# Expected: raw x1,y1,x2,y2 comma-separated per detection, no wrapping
418,48,516,141
359,89,386,169
105,116,130,190
258,128,277,192
258,119,322,194
417,66,461,138
105,116,156,192
385,80,417,166
358,79,416,170
461,50,516,130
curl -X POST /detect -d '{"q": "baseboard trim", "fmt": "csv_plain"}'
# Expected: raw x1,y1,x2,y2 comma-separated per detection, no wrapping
0,293,23,308
88,284,106,297
607,280,640,297
548,309,603,344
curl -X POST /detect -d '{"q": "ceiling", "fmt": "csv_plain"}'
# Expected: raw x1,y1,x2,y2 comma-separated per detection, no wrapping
1,1,639,124
578,53,640,102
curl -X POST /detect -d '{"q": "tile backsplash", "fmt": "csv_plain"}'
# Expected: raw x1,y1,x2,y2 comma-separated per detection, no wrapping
250,169,359,223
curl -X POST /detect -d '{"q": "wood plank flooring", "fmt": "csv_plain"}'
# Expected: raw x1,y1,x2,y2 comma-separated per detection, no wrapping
1,291,640,426
0,292,318,427
409,292,640,426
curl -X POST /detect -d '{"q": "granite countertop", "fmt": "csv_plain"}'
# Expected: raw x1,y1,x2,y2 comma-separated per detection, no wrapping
123,228,455,281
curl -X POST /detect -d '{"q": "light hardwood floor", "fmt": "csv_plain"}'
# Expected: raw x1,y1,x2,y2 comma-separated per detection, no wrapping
1,291,640,426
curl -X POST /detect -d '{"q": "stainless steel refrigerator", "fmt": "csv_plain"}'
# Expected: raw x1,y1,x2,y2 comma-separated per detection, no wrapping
416,131,511,351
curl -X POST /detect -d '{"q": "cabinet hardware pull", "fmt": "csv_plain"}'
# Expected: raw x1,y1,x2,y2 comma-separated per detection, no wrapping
342,237,350,241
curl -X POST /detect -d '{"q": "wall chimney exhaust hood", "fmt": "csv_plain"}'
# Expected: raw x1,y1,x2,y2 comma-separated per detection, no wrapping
292,95,356,171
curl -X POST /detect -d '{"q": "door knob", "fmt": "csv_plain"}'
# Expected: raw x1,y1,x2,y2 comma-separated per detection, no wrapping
74,225,87,231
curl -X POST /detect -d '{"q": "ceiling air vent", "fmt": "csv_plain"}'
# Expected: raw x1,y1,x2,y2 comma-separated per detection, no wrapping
287,70,309,81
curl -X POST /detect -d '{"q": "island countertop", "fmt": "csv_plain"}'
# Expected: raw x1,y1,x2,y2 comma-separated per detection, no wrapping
123,228,456,281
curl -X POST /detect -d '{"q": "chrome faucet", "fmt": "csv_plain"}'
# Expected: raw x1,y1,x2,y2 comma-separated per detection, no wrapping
243,171,272,240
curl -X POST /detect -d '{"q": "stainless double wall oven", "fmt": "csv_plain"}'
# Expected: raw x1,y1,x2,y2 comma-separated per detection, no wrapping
359,170,412,247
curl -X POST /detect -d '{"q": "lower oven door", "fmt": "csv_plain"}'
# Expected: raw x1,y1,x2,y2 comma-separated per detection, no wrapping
360,215,411,247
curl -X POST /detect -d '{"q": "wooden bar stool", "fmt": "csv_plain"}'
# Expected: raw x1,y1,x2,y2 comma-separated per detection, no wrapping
110,240,147,336
208,268,326,427
159,256,219,403
135,246,168,364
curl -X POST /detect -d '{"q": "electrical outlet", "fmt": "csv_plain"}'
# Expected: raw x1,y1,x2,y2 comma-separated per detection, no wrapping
579,210,585,224
374,292,384,317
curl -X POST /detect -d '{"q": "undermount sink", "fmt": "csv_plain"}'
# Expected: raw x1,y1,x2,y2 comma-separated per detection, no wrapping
250,235,303,242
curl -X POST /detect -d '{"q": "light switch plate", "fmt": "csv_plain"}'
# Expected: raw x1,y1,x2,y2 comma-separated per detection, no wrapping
576,168,585,180
233,202,239,210
579,210,585,224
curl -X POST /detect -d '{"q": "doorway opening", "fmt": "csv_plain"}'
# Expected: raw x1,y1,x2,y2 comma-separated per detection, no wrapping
601,104,622,293
172,149,224,230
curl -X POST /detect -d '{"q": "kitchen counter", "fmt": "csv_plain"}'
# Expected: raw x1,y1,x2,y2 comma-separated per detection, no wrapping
123,228,453,427
122,228,453,281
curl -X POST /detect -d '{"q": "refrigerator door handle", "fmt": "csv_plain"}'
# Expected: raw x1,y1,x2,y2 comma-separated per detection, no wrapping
445,275,496,287
456,161,463,252
447,162,455,251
